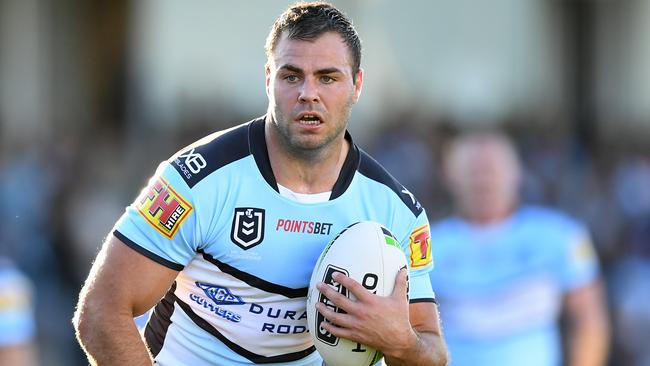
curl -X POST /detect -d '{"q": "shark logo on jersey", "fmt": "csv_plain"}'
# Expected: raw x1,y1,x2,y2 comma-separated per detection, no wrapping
231,207,266,250
196,282,245,305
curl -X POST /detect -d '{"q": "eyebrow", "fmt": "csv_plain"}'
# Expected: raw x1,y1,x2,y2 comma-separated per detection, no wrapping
278,64,344,75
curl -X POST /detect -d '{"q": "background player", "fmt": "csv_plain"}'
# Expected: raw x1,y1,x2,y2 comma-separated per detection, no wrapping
0,258,37,366
428,131,609,366
73,2,448,365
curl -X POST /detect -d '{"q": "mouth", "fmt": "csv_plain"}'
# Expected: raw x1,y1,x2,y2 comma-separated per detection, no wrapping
295,112,323,126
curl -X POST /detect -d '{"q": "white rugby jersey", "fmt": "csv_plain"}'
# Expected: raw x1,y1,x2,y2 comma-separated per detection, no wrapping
114,116,435,365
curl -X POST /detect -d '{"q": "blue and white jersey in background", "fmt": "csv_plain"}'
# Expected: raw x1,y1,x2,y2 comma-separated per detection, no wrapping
0,258,35,347
428,206,599,366
114,117,435,365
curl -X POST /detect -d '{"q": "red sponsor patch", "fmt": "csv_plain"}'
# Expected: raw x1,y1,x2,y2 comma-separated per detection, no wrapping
409,223,432,268
136,177,192,239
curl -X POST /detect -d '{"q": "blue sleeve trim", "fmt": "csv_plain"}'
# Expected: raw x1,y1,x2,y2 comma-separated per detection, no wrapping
113,230,184,271
410,297,437,305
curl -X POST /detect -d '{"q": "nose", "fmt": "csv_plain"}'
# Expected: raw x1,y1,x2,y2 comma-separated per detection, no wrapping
298,78,320,104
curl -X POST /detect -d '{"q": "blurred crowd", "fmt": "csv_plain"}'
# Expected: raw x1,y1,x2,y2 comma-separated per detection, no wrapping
0,110,649,365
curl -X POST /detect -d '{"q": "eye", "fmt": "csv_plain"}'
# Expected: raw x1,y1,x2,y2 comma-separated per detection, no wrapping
320,75,335,84
285,75,300,83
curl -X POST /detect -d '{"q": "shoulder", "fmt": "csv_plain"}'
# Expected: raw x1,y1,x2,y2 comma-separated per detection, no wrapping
519,205,583,227
517,205,587,235
356,148,424,217
429,216,463,236
169,117,261,188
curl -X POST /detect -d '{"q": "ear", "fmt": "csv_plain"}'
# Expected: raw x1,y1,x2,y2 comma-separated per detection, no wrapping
352,68,364,104
265,64,271,96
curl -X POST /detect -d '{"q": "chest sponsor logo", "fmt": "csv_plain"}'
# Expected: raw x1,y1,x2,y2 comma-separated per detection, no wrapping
136,177,192,239
230,207,265,250
275,218,333,235
196,282,244,305
251,303,308,335
409,223,432,268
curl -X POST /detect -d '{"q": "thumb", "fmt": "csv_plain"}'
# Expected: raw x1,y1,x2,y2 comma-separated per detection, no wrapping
391,268,409,300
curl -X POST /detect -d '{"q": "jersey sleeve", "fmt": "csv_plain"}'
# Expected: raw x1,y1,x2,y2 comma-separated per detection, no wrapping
559,224,599,291
400,210,436,302
0,263,35,346
113,162,199,270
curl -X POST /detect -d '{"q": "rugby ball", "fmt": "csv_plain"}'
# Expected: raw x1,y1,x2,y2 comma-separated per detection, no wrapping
306,221,408,366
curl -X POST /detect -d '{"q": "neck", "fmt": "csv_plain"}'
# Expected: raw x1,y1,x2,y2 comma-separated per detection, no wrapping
264,122,349,194
459,203,517,226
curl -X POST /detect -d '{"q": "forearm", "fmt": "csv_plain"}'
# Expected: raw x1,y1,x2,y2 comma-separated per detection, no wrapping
564,281,610,366
75,310,152,366
384,330,448,366
0,343,37,366
566,321,609,366
73,236,179,365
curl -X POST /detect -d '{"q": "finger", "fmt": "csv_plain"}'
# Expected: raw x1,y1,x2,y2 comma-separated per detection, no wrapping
316,280,355,310
390,268,409,300
315,302,352,327
319,319,357,342
330,272,373,302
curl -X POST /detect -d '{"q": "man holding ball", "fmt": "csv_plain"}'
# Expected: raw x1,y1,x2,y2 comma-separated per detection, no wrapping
73,2,448,365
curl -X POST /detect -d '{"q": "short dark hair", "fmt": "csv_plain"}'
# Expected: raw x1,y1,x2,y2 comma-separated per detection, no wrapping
265,2,362,76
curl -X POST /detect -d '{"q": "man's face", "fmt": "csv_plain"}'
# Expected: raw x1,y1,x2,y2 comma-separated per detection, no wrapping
265,31,363,154
446,137,521,222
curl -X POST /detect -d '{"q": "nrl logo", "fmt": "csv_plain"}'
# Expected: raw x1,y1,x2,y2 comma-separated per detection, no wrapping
230,207,265,250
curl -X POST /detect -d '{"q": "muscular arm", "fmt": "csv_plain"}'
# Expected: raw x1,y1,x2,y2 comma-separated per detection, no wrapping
382,301,448,366
73,234,179,365
316,270,448,366
564,280,610,366
0,344,37,366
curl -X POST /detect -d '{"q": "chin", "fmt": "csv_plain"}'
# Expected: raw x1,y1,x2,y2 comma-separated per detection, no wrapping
291,134,333,150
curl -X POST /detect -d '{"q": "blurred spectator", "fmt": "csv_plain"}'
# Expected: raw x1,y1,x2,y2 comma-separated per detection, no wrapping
607,154,650,366
428,131,610,366
0,144,85,365
369,117,441,215
0,258,37,366
613,156,650,220
608,247,650,366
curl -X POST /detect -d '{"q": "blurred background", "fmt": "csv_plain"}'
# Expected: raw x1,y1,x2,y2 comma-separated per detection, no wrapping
1,0,649,365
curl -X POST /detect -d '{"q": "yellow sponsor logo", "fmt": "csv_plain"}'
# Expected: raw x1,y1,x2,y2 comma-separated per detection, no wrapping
136,177,192,239
409,223,432,268
573,237,596,263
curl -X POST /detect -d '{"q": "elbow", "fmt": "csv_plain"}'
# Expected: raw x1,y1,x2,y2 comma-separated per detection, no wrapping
73,288,137,348
73,297,95,346
73,291,111,348
433,330,450,366
438,344,450,366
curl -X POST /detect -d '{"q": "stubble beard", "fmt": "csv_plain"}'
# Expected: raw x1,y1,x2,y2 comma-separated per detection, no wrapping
269,102,353,159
